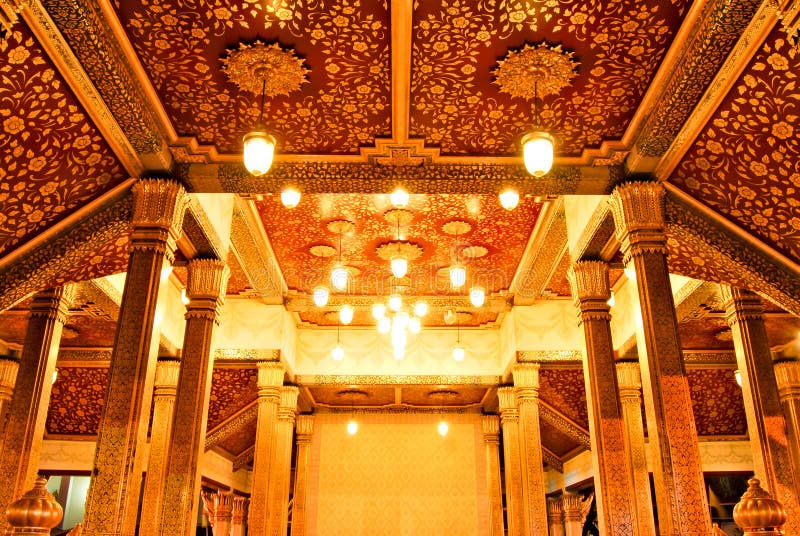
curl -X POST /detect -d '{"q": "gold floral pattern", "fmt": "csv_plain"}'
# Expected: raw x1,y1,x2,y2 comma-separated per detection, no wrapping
410,0,688,155
538,369,589,429
493,43,579,100
687,368,747,436
46,367,108,435
671,30,800,260
207,368,258,430
0,27,126,255
115,0,391,154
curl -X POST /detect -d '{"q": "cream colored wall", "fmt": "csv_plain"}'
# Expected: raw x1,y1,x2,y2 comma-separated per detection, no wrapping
563,195,606,255
192,193,235,259
214,300,296,368
512,301,583,351
306,412,490,536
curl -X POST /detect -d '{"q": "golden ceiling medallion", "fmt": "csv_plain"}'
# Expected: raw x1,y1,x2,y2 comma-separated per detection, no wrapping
309,245,336,258
223,41,309,96
493,43,579,100
461,245,489,259
441,220,472,236
383,208,415,225
375,241,424,261
326,219,356,235
428,389,459,399
337,389,369,400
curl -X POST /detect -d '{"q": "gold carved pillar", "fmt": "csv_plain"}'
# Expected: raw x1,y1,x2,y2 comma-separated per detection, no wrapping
482,415,505,536
290,414,314,536
616,361,656,536
774,360,800,494
512,363,548,536
83,179,188,536
547,497,565,536
498,387,526,536
562,493,588,536
248,361,284,536
231,496,248,536
139,357,180,536
0,356,19,435
267,386,299,536
568,260,639,535
610,181,712,535
159,259,229,536
0,286,71,527
722,286,800,533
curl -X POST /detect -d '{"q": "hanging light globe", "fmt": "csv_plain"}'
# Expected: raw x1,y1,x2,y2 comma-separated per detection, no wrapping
280,187,301,209
372,302,387,320
390,254,408,279
313,286,330,307
470,286,486,307
413,300,428,317
347,420,358,435
389,187,410,208
438,420,449,437
449,264,467,289
377,316,391,334
331,343,345,361
331,265,349,290
499,188,520,210
339,304,354,325
521,131,554,177
409,316,421,334
452,344,466,362
389,293,403,311
394,311,410,331
243,130,276,177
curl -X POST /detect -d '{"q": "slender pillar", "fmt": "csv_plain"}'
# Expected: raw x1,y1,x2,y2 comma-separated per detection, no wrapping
512,364,548,536
160,259,229,536
290,415,314,536
0,356,19,436
231,496,248,536
722,286,800,533
267,386,299,536
610,181,711,536
774,360,800,495
482,415,505,536
547,497,565,536
616,362,656,536
83,179,188,536
248,361,285,536
568,261,639,535
139,358,180,536
0,286,72,526
498,387,526,536
563,493,588,536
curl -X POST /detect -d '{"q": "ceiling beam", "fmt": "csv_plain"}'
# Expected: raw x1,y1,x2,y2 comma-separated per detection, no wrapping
231,445,255,472
542,447,564,473
538,401,591,450
205,401,258,451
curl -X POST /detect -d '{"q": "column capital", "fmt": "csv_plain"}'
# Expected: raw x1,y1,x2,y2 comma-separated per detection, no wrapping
296,414,315,440
482,414,500,440
278,385,299,421
497,386,519,418
568,261,611,302
231,496,248,525
721,285,765,326
775,360,800,399
547,496,564,519
616,361,642,392
513,362,540,402
154,358,180,395
562,492,589,523
29,285,74,324
257,361,284,399
131,179,189,258
186,259,230,321
0,357,19,402
609,181,668,261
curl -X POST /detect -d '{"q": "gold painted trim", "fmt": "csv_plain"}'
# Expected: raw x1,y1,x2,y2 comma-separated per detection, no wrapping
295,374,500,386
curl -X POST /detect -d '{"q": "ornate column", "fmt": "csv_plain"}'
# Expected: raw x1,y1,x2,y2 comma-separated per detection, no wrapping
562,493,589,536
568,261,639,535
267,385,299,536
512,363,548,536
290,414,314,536
139,358,180,536
722,286,800,533
0,356,19,434
774,360,800,494
248,361,284,536
0,286,71,526
83,179,188,536
610,181,711,535
616,361,656,536
159,259,229,536
547,497,565,536
481,415,505,536
498,387,526,536
231,496,248,536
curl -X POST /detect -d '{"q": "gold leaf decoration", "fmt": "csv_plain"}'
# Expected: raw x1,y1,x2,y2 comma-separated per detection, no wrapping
223,41,309,96
493,43,579,100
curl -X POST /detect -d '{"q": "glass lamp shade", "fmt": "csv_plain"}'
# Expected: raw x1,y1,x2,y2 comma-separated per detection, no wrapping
499,188,520,210
394,311,410,331
331,343,345,361
280,187,301,209
390,187,410,208
180,288,190,306
390,255,408,278
413,300,428,317
389,293,403,311
377,316,391,334
339,304,354,325
372,302,387,320
313,286,330,307
452,344,465,362
438,420,449,437
331,265,349,290
347,420,358,435
521,131,554,177
449,264,467,289
606,291,616,308
470,286,486,307
243,130,276,177
391,327,407,349
408,316,421,334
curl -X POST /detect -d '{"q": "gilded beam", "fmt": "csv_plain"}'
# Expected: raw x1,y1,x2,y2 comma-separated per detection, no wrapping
538,402,591,450
205,402,258,451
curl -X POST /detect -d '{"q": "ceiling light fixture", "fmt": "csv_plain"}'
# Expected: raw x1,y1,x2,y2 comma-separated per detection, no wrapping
331,321,345,361
450,263,467,289
347,420,359,435
339,304,354,325
438,420,449,437
280,187,301,209
313,285,329,307
470,285,486,307
452,318,465,362
499,188,520,210
390,187,410,208
372,302,387,320
390,219,408,278
413,301,428,317
329,222,352,291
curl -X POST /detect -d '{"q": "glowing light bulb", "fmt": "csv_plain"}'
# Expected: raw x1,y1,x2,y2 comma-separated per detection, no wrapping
438,420,449,436
390,187,410,208
413,301,428,317
243,130,276,177
409,316,421,334
377,316,391,334
331,343,345,361
452,345,465,362
393,345,405,360
390,255,408,278
394,311,410,331
280,187,301,209
331,265,349,290
180,288,190,306
372,302,386,320
735,369,743,387
521,131,554,177
499,188,520,210
347,420,358,435
51,368,58,385
389,293,402,311
624,266,636,282
160,265,173,282
339,304,354,325
313,286,329,307
606,291,616,308
469,286,486,307
449,264,466,289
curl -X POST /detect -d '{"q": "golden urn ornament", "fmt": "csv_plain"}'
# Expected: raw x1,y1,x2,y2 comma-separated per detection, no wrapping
733,478,787,535
4,476,63,534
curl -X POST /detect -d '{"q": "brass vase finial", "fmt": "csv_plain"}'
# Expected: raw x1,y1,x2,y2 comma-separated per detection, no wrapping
733,478,787,535
4,476,63,534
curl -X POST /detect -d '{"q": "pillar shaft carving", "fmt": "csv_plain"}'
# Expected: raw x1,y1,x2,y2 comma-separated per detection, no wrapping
267,386,298,536
0,356,19,436
568,261,640,535
616,362,656,536
290,415,314,536
498,387,526,536
139,358,180,536
482,415,505,536
249,361,284,536
722,286,800,534
512,364,548,536
547,497,565,536
83,180,186,536
610,181,712,536
774,360,800,495
562,493,591,536
0,287,71,532
159,260,228,536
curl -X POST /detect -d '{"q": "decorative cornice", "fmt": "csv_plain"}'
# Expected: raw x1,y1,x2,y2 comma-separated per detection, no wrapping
205,403,257,451
496,386,518,414
231,446,255,472
542,448,564,473
682,351,737,365
56,349,112,363
214,348,280,362
295,414,315,438
516,350,583,363
295,374,500,386
539,403,591,449
29,285,75,324
720,285,766,327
